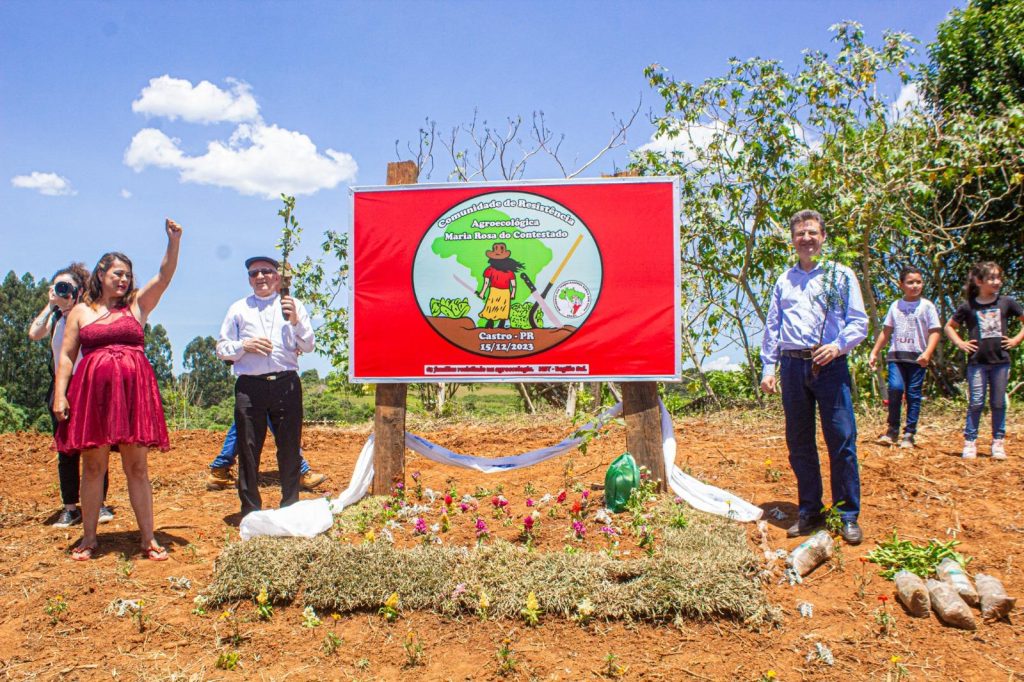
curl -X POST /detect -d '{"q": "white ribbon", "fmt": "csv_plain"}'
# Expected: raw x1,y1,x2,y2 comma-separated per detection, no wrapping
240,400,761,539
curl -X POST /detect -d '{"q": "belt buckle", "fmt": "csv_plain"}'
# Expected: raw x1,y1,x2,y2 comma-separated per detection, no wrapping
266,374,277,381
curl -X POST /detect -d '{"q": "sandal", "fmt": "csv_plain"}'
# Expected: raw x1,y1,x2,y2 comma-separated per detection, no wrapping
70,543,97,561
141,544,168,561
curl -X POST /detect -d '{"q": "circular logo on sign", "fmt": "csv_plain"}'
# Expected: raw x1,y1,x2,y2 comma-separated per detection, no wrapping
553,280,592,318
411,191,603,358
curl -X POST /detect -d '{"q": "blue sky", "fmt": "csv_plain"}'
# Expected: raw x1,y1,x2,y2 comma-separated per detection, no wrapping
1,0,960,375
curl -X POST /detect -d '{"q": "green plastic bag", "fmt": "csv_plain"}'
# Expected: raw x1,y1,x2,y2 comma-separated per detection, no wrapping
604,452,640,513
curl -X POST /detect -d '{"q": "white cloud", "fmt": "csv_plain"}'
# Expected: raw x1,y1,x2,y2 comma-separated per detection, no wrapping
11,171,76,196
120,189,132,198
703,355,741,372
637,120,744,163
891,83,922,120
124,122,358,198
132,75,260,124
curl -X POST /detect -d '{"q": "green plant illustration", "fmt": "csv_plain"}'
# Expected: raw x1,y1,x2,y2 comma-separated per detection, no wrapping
509,302,542,329
430,297,471,318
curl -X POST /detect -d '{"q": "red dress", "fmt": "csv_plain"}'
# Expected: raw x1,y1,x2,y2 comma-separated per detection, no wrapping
55,308,169,453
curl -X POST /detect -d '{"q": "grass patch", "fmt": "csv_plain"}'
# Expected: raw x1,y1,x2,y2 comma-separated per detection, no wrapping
208,501,777,626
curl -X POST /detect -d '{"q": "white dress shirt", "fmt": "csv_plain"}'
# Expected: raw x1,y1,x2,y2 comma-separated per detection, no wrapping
760,262,868,378
216,292,315,376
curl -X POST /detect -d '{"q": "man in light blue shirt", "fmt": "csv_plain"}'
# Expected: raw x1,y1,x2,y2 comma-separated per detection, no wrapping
217,256,316,516
760,210,868,544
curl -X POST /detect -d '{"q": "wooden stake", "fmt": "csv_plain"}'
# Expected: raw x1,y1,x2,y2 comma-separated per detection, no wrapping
622,382,667,491
372,161,418,494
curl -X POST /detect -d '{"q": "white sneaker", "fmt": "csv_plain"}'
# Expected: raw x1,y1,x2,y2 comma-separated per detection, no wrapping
98,506,115,524
962,440,977,459
992,439,1007,460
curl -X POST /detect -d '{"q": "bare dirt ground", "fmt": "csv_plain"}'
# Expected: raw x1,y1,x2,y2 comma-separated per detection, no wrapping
0,407,1021,681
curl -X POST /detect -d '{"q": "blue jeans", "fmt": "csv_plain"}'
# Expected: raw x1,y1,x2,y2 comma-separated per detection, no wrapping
780,355,860,522
964,363,1010,441
211,421,310,474
887,361,926,435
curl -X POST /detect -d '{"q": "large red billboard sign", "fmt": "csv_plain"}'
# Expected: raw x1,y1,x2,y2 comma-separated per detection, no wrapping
349,178,680,382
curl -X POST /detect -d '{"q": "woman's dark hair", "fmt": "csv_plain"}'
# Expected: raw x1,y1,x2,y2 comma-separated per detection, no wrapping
899,265,923,283
963,261,1002,301
51,262,89,300
488,256,525,273
86,252,137,308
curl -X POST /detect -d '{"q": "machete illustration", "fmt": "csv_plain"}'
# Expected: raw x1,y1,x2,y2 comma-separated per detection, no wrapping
529,234,584,328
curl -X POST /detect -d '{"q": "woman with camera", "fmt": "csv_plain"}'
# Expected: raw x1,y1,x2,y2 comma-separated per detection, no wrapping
28,263,113,528
54,219,182,561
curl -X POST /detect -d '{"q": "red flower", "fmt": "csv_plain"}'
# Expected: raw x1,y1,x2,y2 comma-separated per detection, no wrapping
557,490,567,504
878,594,889,603
571,500,582,515
444,494,453,507
491,496,500,507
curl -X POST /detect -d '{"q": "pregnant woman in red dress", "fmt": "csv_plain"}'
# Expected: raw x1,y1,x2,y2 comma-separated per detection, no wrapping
54,219,182,561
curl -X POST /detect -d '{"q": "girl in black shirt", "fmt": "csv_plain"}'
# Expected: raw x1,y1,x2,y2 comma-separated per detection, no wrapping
945,262,1024,460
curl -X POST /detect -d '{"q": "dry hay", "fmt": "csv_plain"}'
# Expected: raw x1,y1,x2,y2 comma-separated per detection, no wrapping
208,503,778,626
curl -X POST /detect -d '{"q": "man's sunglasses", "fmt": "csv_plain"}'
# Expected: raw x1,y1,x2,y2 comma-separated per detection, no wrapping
248,268,278,278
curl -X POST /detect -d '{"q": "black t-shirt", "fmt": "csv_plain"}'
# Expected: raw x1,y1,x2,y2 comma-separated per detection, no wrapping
952,296,1024,365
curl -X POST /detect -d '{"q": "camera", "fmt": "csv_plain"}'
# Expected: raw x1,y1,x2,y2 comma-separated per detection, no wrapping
54,281,77,299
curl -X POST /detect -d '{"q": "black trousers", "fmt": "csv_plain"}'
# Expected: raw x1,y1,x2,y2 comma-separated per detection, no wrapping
47,379,108,506
234,371,303,515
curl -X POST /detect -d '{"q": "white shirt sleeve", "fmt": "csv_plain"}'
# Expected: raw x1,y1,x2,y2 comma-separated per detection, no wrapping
282,299,315,353
216,303,245,362
924,300,942,330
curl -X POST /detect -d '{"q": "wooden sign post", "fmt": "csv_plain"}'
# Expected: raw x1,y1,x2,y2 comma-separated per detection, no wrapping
371,160,418,494
622,382,667,492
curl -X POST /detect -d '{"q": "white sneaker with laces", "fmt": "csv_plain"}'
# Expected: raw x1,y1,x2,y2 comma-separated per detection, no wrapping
992,439,1007,460
962,440,978,459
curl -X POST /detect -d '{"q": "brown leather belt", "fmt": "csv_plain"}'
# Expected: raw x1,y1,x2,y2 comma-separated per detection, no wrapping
780,349,815,360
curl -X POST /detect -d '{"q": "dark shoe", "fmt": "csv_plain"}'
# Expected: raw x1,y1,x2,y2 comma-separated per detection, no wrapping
840,520,863,545
786,517,824,538
54,507,82,528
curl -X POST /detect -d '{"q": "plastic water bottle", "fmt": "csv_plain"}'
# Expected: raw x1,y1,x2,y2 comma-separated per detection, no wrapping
936,557,979,607
893,570,930,618
926,579,976,630
975,574,1016,620
787,530,833,577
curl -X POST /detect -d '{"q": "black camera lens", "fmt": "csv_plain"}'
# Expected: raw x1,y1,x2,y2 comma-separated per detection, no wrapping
54,281,76,298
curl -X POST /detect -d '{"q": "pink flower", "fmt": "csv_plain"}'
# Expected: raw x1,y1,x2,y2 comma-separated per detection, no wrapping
581,490,590,500
475,517,489,537
525,498,535,507
491,496,500,507
523,516,535,531
459,502,470,513
571,520,586,538
414,517,427,535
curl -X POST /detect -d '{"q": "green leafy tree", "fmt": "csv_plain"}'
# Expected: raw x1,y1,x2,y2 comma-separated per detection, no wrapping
0,386,27,433
924,0,1024,364
143,323,174,389
926,0,1024,116
0,271,52,425
634,21,1024,399
182,336,234,408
